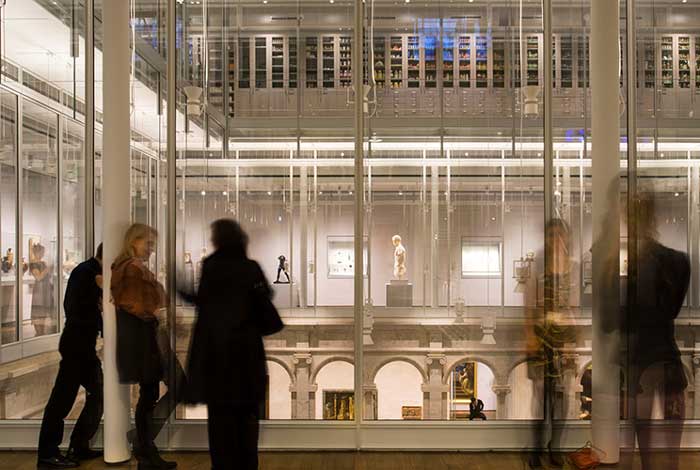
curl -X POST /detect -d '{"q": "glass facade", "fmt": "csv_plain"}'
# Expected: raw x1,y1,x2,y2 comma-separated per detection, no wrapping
0,0,699,451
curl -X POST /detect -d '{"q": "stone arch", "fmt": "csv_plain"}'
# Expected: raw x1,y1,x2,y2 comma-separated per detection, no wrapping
444,356,500,385
371,356,428,384
505,357,534,381
266,356,295,384
310,356,354,384
577,360,593,384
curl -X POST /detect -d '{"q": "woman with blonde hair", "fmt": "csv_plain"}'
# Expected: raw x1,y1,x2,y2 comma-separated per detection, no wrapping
111,223,181,469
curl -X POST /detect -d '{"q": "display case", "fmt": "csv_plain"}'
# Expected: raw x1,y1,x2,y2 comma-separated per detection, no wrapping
492,38,505,88
272,36,284,89
696,36,700,88
340,36,352,88
289,36,298,89
560,35,573,88
322,36,335,88
255,37,267,88
374,37,387,87
425,36,437,88
475,35,488,88
407,36,419,88
662,36,673,88
679,36,691,89
238,38,251,89
305,36,318,88
527,35,539,86
443,35,454,88
391,36,404,88
577,35,589,88
643,39,655,89
458,35,471,88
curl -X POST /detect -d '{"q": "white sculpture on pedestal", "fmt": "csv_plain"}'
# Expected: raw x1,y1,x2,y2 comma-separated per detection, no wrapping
392,235,406,280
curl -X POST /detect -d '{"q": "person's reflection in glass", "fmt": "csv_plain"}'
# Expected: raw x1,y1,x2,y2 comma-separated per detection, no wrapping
628,193,689,470
526,218,577,469
30,242,56,337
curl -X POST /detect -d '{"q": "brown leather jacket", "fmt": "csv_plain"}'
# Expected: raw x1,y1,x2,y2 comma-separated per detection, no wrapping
111,257,165,320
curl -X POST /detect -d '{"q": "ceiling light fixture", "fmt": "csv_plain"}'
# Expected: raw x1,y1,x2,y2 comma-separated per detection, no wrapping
329,0,334,3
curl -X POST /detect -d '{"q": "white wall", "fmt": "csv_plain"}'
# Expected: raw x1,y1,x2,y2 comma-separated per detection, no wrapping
375,361,423,420
267,361,292,419
507,362,544,419
315,361,354,420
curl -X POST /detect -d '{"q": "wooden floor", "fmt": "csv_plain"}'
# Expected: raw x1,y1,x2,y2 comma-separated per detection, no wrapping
3,451,699,470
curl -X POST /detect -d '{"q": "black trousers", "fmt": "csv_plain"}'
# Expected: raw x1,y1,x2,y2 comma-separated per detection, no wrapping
37,356,103,459
134,335,186,452
206,403,259,470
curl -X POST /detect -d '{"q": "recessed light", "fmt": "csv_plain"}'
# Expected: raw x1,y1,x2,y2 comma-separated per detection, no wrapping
267,191,272,196
349,191,353,195
222,191,228,196
201,191,206,196
405,0,410,3
263,0,268,3
340,152,345,157
682,0,687,3
675,192,680,197
329,0,334,3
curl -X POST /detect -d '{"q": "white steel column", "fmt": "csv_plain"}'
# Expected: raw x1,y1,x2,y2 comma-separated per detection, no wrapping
430,166,439,307
591,0,621,464
299,167,308,308
102,0,133,462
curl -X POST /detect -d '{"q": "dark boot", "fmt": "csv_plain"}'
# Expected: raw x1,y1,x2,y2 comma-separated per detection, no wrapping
66,446,102,462
136,446,177,469
36,454,79,469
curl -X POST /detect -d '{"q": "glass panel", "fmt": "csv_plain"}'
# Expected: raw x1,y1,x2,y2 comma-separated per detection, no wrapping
22,100,59,340
0,91,18,345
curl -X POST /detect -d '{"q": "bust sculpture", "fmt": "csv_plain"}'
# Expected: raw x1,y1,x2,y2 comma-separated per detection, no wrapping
392,235,406,280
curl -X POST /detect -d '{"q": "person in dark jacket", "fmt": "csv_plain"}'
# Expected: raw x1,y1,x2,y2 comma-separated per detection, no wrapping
626,194,690,470
112,224,183,470
183,218,283,470
37,245,104,469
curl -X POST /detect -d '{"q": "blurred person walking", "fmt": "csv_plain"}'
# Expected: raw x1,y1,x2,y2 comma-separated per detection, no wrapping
37,245,104,469
112,223,184,470
182,219,283,470
626,194,690,470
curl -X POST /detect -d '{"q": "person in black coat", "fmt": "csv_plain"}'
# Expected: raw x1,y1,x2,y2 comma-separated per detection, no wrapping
183,218,283,470
37,245,104,469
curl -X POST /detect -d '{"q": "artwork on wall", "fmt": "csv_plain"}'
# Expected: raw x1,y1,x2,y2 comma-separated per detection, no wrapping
322,390,355,420
327,236,367,279
401,406,422,420
452,361,477,403
461,238,502,278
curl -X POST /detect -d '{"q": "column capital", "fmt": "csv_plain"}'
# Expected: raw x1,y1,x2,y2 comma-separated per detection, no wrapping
491,385,512,397
292,353,313,368
426,353,446,367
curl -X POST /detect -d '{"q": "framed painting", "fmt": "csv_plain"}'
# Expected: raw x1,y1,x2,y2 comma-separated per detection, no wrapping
401,406,422,420
452,361,477,403
322,390,355,420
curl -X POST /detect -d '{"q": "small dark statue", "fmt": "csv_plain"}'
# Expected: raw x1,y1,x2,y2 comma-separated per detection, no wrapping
274,255,290,284
468,398,487,421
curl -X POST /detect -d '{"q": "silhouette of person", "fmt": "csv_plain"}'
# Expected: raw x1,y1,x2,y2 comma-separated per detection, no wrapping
625,193,689,470
275,255,290,284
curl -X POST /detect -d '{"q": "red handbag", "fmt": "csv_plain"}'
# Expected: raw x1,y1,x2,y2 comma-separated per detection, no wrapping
566,442,605,470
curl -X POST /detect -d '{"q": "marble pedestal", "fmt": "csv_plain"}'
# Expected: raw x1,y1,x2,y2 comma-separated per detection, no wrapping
386,280,413,307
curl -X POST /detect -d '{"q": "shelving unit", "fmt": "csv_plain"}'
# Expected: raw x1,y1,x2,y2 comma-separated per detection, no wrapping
255,37,267,88
373,37,386,88
577,36,588,88
643,40,655,89
289,37,298,89
476,35,488,88
443,35,454,88
272,36,284,89
305,37,318,89
208,39,224,109
527,36,539,86
513,41,522,88
696,37,700,89
407,36,420,88
425,36,437,88
679,36,691,89
239,38,250,89
552,36,556,88
391,36,404,88
560,35,573,88
228,47,235,117
493,39,505,88
662,36,673,88
340,36,352,88
322,36,335,88
458,35,471,88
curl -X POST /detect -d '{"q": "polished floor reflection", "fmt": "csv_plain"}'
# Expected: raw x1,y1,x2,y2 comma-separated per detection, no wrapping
3,451,700,470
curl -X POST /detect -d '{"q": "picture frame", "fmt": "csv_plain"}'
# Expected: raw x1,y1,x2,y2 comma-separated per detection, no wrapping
452,361,477,403
401,406,422,420
322,390,355,420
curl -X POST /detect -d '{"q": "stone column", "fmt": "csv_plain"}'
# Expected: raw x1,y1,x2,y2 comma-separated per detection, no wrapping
591,0,622,463
693,353,700,419
423,354,449,419
290,353,316,419
561,353,581,420
363,384,378,420
492,385,512,420
102,0,133,462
